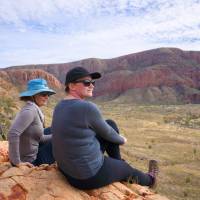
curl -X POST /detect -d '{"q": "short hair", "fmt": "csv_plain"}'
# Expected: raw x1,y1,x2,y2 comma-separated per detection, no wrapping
65,85,69,93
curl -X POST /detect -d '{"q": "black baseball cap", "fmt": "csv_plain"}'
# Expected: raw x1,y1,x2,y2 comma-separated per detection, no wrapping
65,67,101,85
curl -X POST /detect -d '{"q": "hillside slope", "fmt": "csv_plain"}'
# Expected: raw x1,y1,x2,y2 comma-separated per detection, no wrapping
3,47,200,104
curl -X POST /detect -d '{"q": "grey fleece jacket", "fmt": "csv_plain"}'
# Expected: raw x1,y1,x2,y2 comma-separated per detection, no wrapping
8,102,51,165
52,99,125,179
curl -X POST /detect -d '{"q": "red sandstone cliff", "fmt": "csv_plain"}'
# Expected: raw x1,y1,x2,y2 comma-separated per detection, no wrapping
0,69,62,90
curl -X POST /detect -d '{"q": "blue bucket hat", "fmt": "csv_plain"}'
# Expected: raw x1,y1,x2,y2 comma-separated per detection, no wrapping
19,78,56,97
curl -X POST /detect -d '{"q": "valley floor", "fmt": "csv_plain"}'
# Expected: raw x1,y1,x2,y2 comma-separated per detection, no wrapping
1,100,200,200
98,102,200,200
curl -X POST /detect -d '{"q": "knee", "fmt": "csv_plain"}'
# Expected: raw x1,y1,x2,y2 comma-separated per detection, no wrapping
106,119,119,133
44,127,51,135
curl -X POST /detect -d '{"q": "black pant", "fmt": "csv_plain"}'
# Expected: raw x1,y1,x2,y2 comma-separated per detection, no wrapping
32,127,55,166
97,119,121,160
62,119,152,189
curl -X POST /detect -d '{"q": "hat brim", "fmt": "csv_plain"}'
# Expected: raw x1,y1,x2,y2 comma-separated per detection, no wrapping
19,89,56,97
89,72,101,79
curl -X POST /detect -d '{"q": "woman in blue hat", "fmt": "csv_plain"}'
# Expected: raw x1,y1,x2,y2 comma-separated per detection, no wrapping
8,78,56,167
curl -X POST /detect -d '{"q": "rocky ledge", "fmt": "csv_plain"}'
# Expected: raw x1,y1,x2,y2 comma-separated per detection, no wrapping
0,141,169,200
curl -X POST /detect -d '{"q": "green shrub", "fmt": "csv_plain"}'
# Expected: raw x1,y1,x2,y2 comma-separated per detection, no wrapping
0,97,17,140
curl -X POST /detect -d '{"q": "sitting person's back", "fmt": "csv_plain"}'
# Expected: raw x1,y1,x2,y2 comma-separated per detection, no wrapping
53,100,106,179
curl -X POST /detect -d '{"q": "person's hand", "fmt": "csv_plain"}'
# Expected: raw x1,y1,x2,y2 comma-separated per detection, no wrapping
121,135,127,144
15,162,34,168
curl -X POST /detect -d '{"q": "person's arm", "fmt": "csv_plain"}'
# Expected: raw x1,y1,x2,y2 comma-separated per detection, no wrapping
40,127,52,143
40,134,52,143
86,102,125,144
8,108,35,166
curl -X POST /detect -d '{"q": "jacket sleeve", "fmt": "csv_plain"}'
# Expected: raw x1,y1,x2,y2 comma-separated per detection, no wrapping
40,134,52,143
86,102,125,144
8,108,34,165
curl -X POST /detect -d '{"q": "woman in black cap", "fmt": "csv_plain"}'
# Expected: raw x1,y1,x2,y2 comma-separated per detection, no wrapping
52,67,158,189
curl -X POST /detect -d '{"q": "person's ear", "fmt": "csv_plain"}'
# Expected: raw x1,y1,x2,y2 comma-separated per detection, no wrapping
68,83,76,91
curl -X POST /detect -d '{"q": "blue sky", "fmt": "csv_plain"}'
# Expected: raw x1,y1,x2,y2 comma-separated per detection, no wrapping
1,0,200,68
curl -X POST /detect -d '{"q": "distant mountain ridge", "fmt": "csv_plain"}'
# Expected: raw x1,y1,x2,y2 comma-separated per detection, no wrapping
2,47,200,104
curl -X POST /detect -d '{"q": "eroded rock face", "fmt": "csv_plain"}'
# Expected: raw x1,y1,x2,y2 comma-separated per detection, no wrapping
0,69,62,90
0,141,169,200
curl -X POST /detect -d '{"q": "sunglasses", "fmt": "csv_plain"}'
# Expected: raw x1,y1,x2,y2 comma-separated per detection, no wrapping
74,80,95,87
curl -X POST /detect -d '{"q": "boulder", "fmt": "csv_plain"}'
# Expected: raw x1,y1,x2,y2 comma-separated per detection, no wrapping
0,141,169,200
0,141,8,163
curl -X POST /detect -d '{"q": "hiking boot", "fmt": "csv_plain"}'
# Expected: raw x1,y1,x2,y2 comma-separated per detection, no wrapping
148,160,159,189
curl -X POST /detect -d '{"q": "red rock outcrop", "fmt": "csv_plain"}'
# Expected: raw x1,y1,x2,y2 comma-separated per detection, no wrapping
96,65,200,94
0,141,8,163
0,69,62,90
0,141,169,200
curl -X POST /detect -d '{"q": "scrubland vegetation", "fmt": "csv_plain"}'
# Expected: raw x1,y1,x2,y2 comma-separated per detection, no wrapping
98,102,200,200
0,97,18,140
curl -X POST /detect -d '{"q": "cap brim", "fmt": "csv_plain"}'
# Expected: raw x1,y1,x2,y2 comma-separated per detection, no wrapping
89,72,101,79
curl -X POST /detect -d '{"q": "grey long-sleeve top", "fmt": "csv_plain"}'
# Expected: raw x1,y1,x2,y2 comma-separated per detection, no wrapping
8,101,51,165
52,99,125,179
